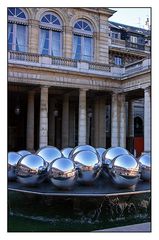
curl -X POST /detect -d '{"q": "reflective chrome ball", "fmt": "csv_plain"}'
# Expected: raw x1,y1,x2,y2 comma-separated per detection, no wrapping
16,154,48,186
107,154,139,188
138,154,151,181
48,157,77,189
61,147,73,158
69,145,97,159
36,146,62,165
102,147,130,166
8,152,22,181
17,150,31,156
72,150,102,184
96,147,106,160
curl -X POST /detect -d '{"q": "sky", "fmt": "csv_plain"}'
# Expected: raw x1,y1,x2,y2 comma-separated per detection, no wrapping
109,8,151,29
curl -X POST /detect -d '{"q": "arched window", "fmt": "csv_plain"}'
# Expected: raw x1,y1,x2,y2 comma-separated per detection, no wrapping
8,8,28,52
40,13,62,57
73,20,93,61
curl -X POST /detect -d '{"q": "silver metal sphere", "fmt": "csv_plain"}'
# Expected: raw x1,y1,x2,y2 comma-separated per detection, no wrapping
8,152,22,181
16,154,48,186
138,154,151,181
96,147,106,160
48,157,77,189
36,146,62,165
69,145,97,159
102,147,130,166
17,150,31,156
72,150,102,184
107,154,139,188
61,147,73,158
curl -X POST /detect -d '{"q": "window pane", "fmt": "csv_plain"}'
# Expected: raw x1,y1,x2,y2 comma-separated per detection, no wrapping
52,31,61,56
18,12,26,19
16,8,21,16
45,14,51,22
40,29,49,55
16,24,26,52
74,21,82,29
41,16,49,23
8,8,26,19
8,23,13,50
114,56,122,65
73,35,81,60
83,37,92,61
41,14,61,26
83,21,91,31
8,8,15,16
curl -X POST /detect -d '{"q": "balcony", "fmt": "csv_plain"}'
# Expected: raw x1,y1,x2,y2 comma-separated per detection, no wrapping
8,51,150,79
125,42,145,51
8,50,112,75
110,38,150,53
124,59,151,76
111,38,125,47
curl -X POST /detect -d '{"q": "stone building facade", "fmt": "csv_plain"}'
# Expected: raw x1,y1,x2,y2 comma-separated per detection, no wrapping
8,7,151,155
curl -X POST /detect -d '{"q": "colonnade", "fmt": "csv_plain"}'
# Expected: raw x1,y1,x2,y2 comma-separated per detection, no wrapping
26,86,151,153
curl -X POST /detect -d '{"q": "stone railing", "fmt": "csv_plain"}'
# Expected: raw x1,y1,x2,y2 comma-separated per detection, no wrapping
89,62,111,72
111,38,125,46
9,51,39,63
124,59,151,76
51,56,77,68
8,51,111,73
8,51,150,77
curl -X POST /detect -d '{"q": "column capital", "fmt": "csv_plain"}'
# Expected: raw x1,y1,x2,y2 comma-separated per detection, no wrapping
41,85,50,89
79,88,89,92
144,86,151,93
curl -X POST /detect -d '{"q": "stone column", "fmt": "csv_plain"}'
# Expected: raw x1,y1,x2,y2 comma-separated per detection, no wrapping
144,87,151,152
111,93,119,146
26,91,35,151
78,89,87,145
94,97,99,147
62,94,69,148
94,97,106,147
28,19,39,53
128,100,134,137
99,97,106,147
69,102,75,147
119,94,126,148
39,86,48,148
48,98,55,146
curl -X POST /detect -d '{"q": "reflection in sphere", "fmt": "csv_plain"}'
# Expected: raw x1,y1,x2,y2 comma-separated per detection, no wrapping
8,152,22,181
17,150,31,156
69,145,97,159
48,157,77,189
72,150,102,184
96,147,106,160
107,154,139,188
102,147,129,166
61,147,73,158
36,146,62,165
138,154,151,181
16,154,48,186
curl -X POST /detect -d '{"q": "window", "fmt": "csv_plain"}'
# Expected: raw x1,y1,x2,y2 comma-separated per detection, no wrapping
73,20,93,61
114,56,123,65
111,31,120,39
8,8,28,52
130,36,138,43
40,13,62,57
